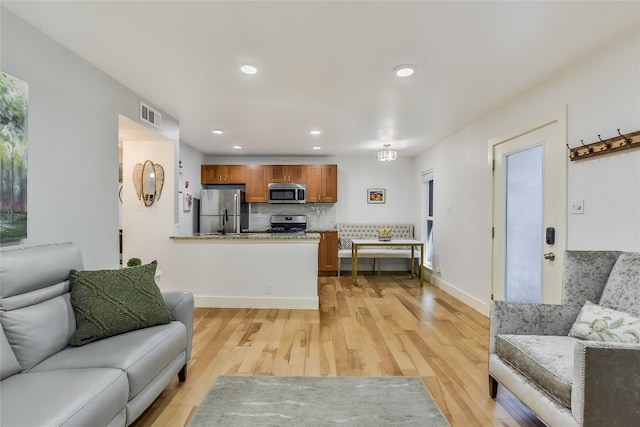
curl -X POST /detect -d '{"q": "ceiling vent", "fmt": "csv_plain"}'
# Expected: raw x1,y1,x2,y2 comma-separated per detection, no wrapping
140,101,162,129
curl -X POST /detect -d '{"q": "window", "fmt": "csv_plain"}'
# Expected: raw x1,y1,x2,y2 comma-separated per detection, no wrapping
422,170,434,268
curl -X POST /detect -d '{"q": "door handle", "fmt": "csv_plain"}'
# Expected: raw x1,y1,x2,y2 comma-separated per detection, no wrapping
543,252,555,261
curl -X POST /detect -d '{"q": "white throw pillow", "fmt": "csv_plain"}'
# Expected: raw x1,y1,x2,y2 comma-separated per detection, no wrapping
569,301,640,343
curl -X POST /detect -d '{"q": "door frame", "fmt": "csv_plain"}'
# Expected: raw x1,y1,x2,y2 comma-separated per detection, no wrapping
488,106,568,304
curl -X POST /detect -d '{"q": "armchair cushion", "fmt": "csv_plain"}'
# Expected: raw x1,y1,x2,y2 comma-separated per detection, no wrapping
599,252,640,317
569,301,640,343
489,300,582,353
496,335,576,408
69,261,172,346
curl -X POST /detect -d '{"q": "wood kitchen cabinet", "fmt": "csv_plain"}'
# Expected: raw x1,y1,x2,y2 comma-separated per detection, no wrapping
318,231,338,274
201,165,246,184
306,164,337,203
245,164,268,202
266,165,307,183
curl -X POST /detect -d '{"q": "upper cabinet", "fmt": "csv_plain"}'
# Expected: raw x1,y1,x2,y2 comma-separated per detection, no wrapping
201,163,337,203
201,165,246,184
266,165,307,183
245,164,268,203
306,164,337,203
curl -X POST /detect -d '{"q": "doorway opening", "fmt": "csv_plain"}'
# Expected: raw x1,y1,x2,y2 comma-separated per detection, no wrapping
118,115,173,265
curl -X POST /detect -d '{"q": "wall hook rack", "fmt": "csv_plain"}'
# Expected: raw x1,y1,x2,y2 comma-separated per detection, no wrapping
568,129,640,161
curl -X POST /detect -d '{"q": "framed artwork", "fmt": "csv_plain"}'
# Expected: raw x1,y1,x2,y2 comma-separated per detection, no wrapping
367,188,385,204
0,72,29,242
183,192,193,212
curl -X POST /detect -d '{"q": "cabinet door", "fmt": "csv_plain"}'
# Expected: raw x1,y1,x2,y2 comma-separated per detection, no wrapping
223,165,246,184
287,165,307,183
201,165,219,184
318,231,338,273
266,165,286,183
201,165,246,184
306,164,337,202
267,165,307,183
321,164,338,203
306,164,322,202
246,164,267,202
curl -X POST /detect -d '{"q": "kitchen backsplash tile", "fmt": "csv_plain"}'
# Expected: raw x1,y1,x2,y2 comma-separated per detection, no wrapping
249,203,337,230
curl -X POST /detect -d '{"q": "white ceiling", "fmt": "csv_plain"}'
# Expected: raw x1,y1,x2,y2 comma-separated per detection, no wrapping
4,1,639,158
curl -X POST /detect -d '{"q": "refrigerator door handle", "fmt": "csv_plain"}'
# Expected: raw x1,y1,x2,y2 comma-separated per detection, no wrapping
233,193,238,233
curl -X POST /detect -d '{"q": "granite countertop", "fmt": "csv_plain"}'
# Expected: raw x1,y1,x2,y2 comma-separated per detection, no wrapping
170,232,320,242
242,229,336,233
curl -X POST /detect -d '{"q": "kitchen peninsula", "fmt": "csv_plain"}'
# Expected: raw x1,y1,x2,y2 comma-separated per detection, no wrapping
169,232,320,309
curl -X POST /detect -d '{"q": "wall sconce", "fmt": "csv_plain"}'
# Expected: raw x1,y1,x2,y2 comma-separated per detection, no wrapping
133,160,164,207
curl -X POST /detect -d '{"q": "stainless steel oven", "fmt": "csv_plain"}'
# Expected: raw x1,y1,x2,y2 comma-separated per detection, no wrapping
268,183,306,204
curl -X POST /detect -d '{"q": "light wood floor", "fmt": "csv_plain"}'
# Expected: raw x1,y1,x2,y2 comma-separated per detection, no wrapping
133,274,544,427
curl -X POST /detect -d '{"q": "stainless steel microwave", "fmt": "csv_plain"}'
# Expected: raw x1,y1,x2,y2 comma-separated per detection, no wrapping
268,183,306,204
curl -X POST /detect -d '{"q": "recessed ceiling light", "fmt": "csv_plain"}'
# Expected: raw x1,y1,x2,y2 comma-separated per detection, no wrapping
240,65,258,75
393,64,416,77
312,146,321,150
212,129,224,135
233,145,243,150
309,130,321,136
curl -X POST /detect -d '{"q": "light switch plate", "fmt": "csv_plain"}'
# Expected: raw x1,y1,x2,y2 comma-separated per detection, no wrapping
570,199,584,214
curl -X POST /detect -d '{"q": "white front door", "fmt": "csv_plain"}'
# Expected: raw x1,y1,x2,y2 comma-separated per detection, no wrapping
490,107,567,304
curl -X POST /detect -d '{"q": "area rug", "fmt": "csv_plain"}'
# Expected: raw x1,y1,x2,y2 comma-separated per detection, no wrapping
187,375,449,426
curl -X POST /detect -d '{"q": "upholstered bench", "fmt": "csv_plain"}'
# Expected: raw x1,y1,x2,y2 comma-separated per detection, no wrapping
336,224,420,276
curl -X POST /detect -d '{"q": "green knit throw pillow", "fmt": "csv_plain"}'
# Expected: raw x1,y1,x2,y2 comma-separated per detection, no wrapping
69,261,172,346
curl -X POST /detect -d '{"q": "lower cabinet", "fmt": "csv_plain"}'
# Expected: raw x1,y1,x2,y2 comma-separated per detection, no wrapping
318,231,338,275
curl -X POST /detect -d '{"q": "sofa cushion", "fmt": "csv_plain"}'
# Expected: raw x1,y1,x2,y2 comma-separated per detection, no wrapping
0,242,81,371
0,368,128,427
569,301,640,343
1,294,76,370
69,261,172,346
496,335,576,408
0,242,83,300
31,321,186,400
599,252,640,317
0,327,22,380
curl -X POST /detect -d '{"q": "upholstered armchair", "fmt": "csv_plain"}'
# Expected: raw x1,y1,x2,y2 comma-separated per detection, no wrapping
488,251,640,427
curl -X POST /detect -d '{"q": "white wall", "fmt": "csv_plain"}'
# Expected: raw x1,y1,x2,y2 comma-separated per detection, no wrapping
414,26,640,315
1,9,179,268
176,142,205,235
122,139,175,265
335,157,415,224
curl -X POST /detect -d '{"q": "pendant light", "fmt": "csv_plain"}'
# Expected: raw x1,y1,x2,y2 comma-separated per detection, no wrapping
376,144,398,162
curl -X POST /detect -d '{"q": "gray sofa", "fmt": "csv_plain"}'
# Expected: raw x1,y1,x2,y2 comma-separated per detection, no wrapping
0,242,194,427
489,250,640,427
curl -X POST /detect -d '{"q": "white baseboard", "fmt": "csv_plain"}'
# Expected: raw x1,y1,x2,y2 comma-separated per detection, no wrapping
425,269,489,317
195,296,319,310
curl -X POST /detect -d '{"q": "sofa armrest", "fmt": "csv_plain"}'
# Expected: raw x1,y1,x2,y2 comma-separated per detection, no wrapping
489,300,582,353
572,341,640,426
162,291,194,361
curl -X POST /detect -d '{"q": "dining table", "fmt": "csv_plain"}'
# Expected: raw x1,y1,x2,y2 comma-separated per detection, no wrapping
350,238,424,286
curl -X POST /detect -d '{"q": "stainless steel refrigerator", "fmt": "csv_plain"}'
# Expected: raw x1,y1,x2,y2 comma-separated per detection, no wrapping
199,189,248,234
